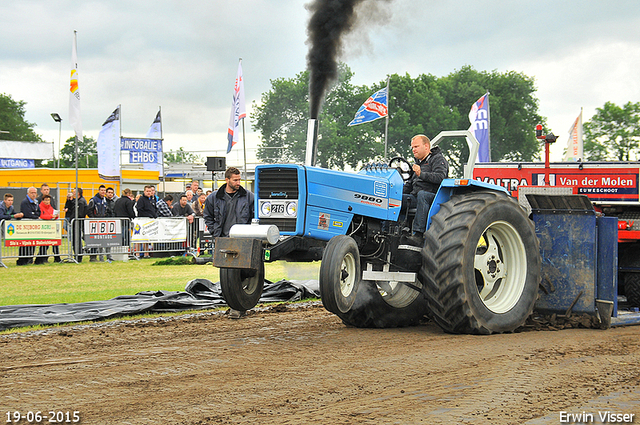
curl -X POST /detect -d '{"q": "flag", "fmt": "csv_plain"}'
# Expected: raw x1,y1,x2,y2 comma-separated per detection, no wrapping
469,93,490,162
97,107,121,180
348,87,388,126
227,61,246,154
143,110,162,171
68,31,82,141
564,109,583,161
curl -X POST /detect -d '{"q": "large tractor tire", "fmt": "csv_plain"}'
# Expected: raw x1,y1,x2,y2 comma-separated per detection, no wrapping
319,235,428,328
421,190,541,334
220,264,265,311
624,273,640,307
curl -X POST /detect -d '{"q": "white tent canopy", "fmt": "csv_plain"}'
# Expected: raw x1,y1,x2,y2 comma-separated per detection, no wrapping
0,140,54,159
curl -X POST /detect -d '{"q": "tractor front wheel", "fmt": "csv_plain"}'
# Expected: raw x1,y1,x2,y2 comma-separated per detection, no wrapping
220,264,265,311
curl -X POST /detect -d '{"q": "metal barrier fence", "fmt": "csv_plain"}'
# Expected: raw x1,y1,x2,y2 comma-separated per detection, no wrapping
1,217,212,267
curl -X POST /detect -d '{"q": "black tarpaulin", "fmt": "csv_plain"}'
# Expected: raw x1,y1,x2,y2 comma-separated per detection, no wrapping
0,279,320,332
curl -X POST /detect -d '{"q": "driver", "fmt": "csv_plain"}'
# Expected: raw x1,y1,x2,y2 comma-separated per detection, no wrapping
402,134,449,240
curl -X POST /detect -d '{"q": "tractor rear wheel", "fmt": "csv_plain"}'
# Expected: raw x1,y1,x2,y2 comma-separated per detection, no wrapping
421,190,541,334
220,264,265,311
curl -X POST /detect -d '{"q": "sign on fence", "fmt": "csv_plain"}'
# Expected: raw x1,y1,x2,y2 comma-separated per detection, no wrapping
83,219,123,248
131,218,187,243
3,220,62,247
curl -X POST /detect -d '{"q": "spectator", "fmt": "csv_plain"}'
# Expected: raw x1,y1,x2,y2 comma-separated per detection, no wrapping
63,191,73,231
87,185,108,262
114,188,135,219
0,193,24,220
135,185,157,218
36,184,61,263
190,180,200,196
17,186,40,266
135,186,157,258
105,187,116,217
203,167,255,318
34,194,60,264
114,188,136,258
157,194,173,217
185,189,194,204
193,192,207,217
173,194,195,224
204,166,254,238
66,188,87,262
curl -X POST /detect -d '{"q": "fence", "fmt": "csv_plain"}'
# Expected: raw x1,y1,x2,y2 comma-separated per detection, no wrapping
0,217,212,267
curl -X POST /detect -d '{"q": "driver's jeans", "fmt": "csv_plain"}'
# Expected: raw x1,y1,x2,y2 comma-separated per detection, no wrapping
401,190,436,234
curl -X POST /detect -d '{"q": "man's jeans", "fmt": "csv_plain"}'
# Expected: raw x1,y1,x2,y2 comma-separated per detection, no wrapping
402,191,436,234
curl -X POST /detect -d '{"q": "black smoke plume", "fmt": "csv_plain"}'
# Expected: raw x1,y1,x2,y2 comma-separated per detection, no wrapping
306,0,365,119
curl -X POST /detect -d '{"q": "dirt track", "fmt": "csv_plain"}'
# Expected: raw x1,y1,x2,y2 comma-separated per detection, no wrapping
2,303,640,425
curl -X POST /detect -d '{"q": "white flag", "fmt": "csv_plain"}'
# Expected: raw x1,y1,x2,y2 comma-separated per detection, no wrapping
564,109,583,161
143,110,163,171
97,107,121,180
227,60,246,153
68,31,82,141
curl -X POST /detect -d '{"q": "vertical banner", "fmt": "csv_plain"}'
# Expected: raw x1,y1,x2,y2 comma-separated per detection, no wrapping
143,110,163,172
564,109,583,161
69,30,82,141
97,106,121,180
227,60,246,154
469,93,490,162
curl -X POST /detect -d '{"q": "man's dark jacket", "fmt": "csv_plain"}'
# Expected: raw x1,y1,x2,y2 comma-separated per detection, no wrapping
203,184,254,237
403,146,449,196
135,195,157,218
114,196,136,219
20,197,40,220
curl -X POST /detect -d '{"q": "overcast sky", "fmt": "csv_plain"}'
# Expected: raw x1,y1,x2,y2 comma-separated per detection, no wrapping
2,0,640,163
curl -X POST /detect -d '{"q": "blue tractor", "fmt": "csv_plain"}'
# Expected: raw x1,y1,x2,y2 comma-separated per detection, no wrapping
214,130,542,334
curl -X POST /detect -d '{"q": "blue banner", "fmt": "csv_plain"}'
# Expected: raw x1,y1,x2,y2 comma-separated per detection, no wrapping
121,137,162,164
0,158,35,168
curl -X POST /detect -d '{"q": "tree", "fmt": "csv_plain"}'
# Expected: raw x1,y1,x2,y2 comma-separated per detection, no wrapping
164,147,202,165
0,93,43,142
584,101,640,161
59,135,97,168
252,64,546,174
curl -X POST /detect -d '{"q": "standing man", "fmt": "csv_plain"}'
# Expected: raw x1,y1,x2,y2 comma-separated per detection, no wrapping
114,188,135,219
67,188,87,262
204,167,255,318
0,194,24,220
17,187,40,265
37,184,61,262
156,194,174,218
135,185,157,218
87,185,108,261
402,134,449,241
105,187,117,218
204,166,254,238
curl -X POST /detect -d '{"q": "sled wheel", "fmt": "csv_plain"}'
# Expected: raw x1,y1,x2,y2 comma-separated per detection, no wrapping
220,263,265,311
319,235,360,314
624,273,640,307
421,190,541,334
388,157,414,183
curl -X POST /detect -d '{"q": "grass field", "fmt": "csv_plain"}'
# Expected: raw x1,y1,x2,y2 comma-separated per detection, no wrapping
0,257,321,307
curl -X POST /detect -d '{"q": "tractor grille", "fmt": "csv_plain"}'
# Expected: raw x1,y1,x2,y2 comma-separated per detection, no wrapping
257,167,299,232
258,168,299,199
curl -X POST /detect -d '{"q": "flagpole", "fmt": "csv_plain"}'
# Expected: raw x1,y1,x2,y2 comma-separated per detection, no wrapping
486,91,491,162
118,104,122,197
384,76,390,161
159,106,165,197
242,117,247,184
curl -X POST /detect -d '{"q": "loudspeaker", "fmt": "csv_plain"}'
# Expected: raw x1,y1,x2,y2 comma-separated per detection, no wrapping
205,156,226,172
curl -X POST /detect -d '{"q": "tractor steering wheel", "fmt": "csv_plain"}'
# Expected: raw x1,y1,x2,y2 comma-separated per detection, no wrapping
388,156,414,183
